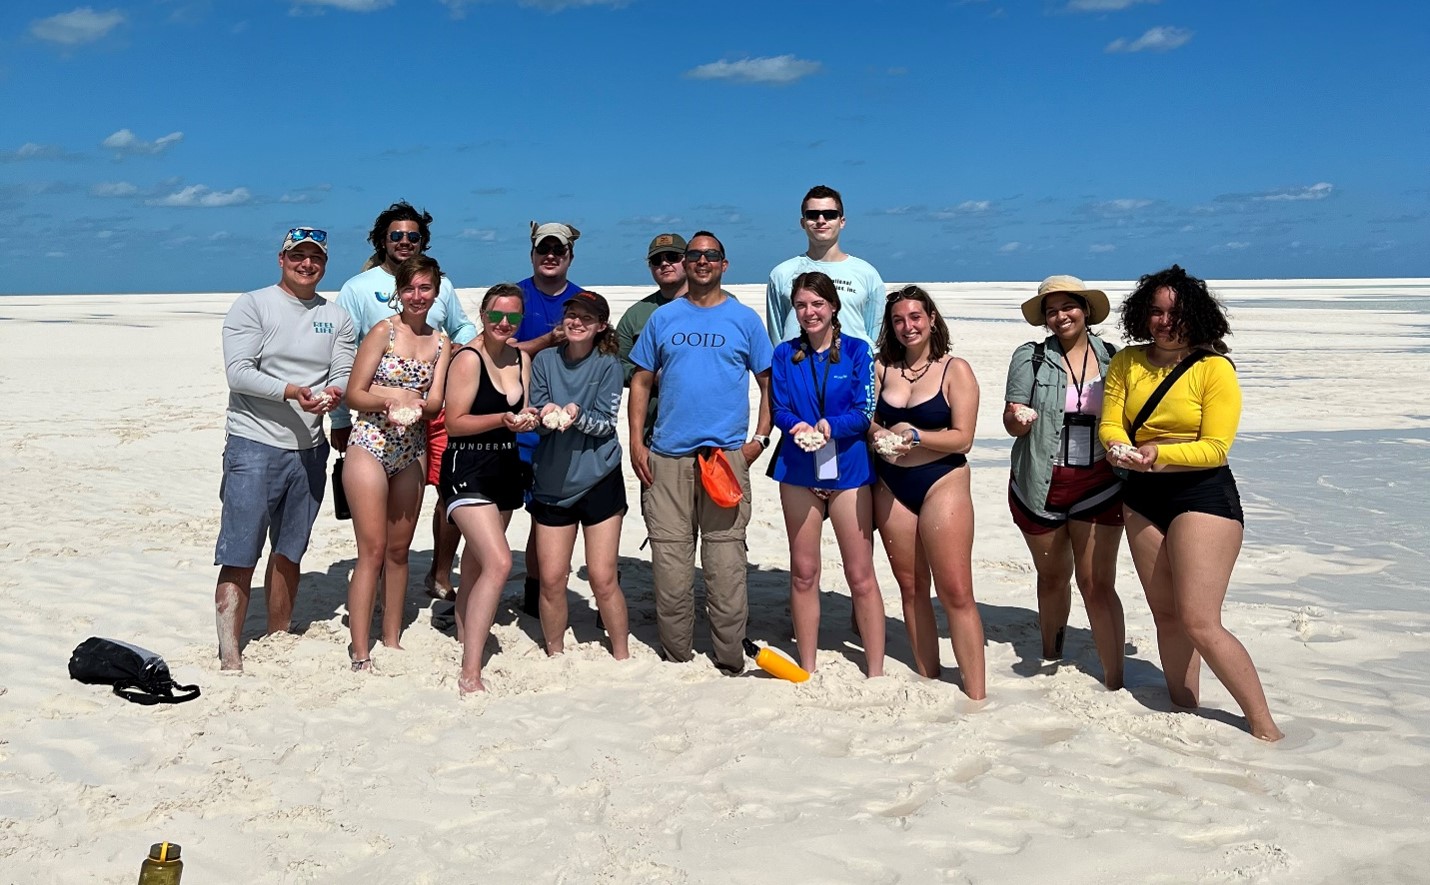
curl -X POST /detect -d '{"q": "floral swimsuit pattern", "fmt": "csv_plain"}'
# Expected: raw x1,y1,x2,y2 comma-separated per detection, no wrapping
351,319,444,476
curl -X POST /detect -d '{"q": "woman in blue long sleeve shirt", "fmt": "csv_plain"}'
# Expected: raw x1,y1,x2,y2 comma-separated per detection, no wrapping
770,272,884,677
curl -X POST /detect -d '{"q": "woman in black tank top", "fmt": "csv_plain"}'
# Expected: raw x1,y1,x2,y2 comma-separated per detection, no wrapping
440,283,538,697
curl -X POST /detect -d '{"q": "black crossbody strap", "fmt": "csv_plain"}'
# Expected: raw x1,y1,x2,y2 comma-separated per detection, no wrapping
1128,350,1213,442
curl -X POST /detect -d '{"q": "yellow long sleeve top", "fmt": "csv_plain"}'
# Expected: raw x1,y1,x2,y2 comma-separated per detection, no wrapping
1098,346,1240,468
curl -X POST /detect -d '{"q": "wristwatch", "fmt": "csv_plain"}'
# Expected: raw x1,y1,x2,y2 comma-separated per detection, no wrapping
754,434,771,449
906,428,922,448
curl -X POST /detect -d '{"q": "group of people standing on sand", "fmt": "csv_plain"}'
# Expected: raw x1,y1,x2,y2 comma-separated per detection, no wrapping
212,184,1281,739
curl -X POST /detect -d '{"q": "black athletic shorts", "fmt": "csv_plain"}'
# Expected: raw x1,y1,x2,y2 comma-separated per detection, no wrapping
528,467,628,528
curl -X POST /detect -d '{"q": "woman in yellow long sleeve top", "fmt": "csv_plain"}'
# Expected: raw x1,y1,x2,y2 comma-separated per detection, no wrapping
1099,266,1282,741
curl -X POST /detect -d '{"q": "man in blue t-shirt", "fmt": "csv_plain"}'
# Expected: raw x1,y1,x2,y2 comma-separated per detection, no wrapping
513,220,582,615
629,231,774,673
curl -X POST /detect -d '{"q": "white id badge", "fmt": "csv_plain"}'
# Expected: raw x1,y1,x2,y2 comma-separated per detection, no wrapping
815,443,839,481
1063,413,1096,468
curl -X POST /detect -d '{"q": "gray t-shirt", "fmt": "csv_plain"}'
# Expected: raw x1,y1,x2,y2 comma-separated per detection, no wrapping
529,346,623,507
222,285,357,450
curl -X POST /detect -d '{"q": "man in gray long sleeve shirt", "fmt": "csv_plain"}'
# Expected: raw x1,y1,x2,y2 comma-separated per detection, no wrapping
214,227,356,671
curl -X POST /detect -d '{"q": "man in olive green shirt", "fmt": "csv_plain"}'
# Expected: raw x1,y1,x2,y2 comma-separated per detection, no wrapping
616,233,689,443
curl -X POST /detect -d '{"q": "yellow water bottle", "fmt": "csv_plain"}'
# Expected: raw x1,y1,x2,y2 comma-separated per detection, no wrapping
138,841,183,884
756,647,811,682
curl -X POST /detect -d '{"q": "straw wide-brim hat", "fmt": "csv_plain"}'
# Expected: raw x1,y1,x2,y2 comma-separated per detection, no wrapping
1021,275,1111,326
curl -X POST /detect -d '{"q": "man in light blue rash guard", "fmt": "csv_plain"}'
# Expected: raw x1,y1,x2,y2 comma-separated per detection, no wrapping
332,201,477,602
766,184,887,347
628,231,774,673
512,220,583,616
215,227,356,671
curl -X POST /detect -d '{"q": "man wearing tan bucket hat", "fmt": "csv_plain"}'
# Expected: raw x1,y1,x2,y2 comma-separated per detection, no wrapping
1002,274,1128,690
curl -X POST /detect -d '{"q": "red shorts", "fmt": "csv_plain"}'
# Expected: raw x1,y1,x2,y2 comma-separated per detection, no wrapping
426,410,448,488
1009,461,1125,535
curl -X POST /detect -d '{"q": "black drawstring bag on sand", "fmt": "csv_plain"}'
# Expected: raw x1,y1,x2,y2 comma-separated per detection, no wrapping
68,637,201,705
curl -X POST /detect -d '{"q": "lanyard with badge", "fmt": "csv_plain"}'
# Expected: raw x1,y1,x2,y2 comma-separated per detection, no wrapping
810,350,839,481
1062,339,1097,469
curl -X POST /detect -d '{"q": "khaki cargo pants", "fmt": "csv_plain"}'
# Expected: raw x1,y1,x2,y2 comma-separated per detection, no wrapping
642,448,753,671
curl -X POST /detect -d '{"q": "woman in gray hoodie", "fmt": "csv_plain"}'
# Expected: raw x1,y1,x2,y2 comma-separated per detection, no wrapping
528,290,630,659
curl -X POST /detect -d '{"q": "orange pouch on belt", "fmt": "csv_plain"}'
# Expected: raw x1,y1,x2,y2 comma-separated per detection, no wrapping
697,447,743,508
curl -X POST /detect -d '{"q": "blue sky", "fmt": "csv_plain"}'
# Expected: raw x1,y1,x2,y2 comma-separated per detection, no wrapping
2,0,1426,294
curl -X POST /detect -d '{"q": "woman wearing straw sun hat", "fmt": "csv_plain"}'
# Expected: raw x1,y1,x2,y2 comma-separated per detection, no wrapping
1002,275,1127,689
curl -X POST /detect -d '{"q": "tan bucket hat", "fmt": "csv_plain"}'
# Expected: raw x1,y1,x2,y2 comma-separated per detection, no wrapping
1021,275,1110,326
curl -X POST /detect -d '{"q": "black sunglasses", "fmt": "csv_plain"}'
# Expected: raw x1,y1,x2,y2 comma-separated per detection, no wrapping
534,242,569,257
684,248,725,263
648,251,682,267
388,230,422,243
802,209,842,222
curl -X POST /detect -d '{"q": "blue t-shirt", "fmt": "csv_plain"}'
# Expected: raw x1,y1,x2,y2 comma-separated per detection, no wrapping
514,276,580,457
629,296,773,455
770,335,875,489
515,277,581,345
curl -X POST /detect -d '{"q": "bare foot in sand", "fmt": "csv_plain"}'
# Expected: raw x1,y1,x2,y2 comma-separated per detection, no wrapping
423,573,455,601
458,674,485,697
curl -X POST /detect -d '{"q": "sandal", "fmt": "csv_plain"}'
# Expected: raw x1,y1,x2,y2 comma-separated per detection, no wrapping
350,658,373,673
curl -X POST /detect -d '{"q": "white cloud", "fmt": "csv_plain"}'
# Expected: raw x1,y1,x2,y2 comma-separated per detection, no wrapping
458,228,498,241
1069,0,1157,11
1095,198,1153,214
30,7,125,45
1106,26,1193,54
102,129,184,157
0,143,73,162
931,201,993,220
1089,243,1117,253
291,0,393,11
1211,241,1251,251
998,242,1024,253
1256,182,1334,202
623,214,683,227
685,55,822,86
146,185,252,207
91,181,139,197
439,0,626,16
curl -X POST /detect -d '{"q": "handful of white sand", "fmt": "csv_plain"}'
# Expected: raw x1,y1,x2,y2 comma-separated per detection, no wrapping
873,434,904,457
793,430,827,452
542,410,573,430
1013,406,1037,424
390,405,423,427
1109,443,1139,461
314,391,334,409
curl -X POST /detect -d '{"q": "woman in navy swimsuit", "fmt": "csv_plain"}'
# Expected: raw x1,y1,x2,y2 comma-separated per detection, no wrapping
868,285,985,697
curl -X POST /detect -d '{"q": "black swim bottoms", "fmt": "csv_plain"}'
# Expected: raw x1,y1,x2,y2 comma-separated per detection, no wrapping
1122,465,1243,533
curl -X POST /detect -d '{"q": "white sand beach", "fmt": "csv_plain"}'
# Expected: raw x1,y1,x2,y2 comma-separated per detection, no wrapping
1,280,1428,883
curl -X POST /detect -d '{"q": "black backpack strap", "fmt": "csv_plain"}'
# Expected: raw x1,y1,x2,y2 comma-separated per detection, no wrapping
1030,342,1046,384
113,681,202,706
1128,350,1214,442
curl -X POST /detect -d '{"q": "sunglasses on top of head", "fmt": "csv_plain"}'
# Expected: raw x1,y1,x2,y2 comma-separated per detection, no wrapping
534,242,569,258
388,231,422,243
286,228,327,244
802,209,842,222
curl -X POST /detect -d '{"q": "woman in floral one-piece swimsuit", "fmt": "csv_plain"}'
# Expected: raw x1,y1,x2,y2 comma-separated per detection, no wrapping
342,255,452,672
